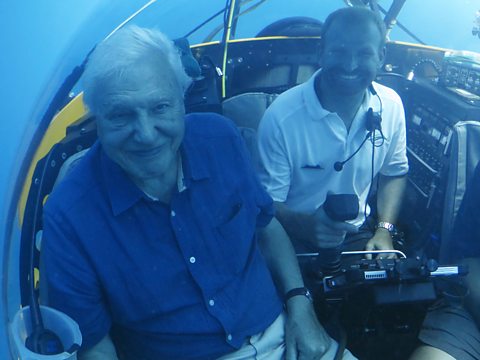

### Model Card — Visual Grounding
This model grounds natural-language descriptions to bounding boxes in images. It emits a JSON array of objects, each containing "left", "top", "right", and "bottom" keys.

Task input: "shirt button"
[
  {"left": 208, "top": 299, "right": 215, "bottom": 306},
  {"left": 189, "top": 256, "right": 196, "bottom": 264},
  {"left": 171, "top": 210, "right": 176, "bottom": 217},
  {"left": 227, "top": 334, "right": 232, "bottom": 341}
]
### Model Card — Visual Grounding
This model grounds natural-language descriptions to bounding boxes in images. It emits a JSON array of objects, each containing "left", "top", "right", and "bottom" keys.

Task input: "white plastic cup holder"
[{"left": 10, "top": 305, "right": 82, "bottom": 360}]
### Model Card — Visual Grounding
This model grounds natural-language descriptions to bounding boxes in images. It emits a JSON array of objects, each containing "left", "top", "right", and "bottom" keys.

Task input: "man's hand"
[
  {"left": 308, "top": 206, "right": 358, "bottom": 250},
  {"left": 78, "top": 334, "right": 119, "bottom": 360},
  {"left": 365, "top": 229, "right": 395, "bottom": 259},
  {"left": 285, "top": 297, "right": 331, "bottom": 360}
]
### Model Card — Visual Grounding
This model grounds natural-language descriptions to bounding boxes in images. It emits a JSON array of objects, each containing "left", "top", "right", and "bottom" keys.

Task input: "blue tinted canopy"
[{"left": 1, "top": 0, "right": 479, "bottom": 357}]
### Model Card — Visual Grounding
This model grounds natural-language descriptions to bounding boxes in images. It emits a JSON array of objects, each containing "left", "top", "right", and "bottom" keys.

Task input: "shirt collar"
[
  {"left": 364, "top": 82, "right": 381, "bottom": 113},
  {"left": 100, "top": 118, "right": 214, "bottom": 214},
  {"left": 177, "top": 155, "right": 187, "bottom": 192},
  {"left": 303, "top": 69, "right": 331, "bottom": 121},
  {"left": 180, "top": 135, "right": 211, "bottom": 183},
  {"left": 100, "top": 146, "right": 147, "bottom": 216},
  {"left": 353, "top": 84, "right": 380, "bottom": 134},
  {"left": 143, "top": 156, "right": 186, "bottom": 201}
]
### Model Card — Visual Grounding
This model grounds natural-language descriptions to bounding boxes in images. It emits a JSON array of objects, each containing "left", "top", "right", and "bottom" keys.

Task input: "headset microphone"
[
  {"left": 366, "top": 107, "right": 382, "bottom": 132},
  {"left": 333, "top": 161, "right": 345, "bottom": 172},
  {"left": 334, "top": 95, "right": 383, "bottom": 172},
  {"left": 334, "top": 132, "right": 371, "bottom": 172}
]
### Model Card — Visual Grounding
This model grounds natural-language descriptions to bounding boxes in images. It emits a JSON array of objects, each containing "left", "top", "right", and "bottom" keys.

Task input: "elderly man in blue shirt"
[{"left": 42, "top": 26, "right": 356, "bottom": 360}]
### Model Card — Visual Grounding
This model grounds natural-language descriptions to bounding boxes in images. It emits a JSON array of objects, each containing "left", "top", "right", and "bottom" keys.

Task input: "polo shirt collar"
[
  {"left": 363, "top": 83, "right": 378, "bottom": 113},
  {"left": 303, "top": 69, "right": 331, "bottom": 121}
]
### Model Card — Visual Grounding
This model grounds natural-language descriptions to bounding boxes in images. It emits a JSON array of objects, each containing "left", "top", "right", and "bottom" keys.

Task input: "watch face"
[{"left": 378, "top": 222, "right": 396, "bottom": 233}]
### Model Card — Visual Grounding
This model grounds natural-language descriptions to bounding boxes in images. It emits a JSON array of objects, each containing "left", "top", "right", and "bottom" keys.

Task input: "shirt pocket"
[{"left": 214, "top": 191, "right": 259, "bottom": 275}]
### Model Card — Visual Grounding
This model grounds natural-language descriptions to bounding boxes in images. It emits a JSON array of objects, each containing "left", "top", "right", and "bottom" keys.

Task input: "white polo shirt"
[{"left": 257, "top": 70, "right": 409, "bottom": 227}]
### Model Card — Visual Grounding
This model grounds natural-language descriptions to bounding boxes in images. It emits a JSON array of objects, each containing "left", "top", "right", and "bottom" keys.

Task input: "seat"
[
  {"left": 39, "top": 147, "right": 90, "bottom": 305},
  {"left": 222, "top": 92, "right": 279, "bottom": 172},
  {"left": 222, "top": 92, "right": 278, "bottom": 130},
  {"left": 255, "top": 16, "right": 323, "bottom": 37},
  {"left": 53, "top": 148, "right": 90, "bottom": 187},
  {"left": 439, "top": 120, "right": 480, "bottom": 262}
]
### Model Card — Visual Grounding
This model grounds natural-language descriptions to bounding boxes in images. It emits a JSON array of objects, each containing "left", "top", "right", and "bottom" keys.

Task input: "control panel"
[
  {"left": 406, "top": 102, "right": 452, "bottom": 201},
  {"left": 439, "top": 51, "right": 480, "bottom": 103},
  {"left": 442, "top": 62, "right": 480, "bottom": 95},
  {"left": 401, "top": 79, "right": 480, "bottom": 253}
]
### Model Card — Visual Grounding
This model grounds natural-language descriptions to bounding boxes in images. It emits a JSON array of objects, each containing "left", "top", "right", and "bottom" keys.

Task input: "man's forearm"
[
  {"left": 376, "top": 174, "right": 407, "bottom": 225},
  {"left": 365, "top": 174, "right": 407, "bottom": 257},
  {"left": 258, "top": 217, "right": 334, "bottom": 358},
  {"left": 257, "top": 217, "right": 305, "bottom": 295},
  {"left": 274, "top": 202, "right": 314, "bottom": 248}
]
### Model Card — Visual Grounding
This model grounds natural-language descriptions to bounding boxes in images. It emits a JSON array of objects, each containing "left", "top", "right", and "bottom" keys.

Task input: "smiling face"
[
  {"left": 95, "top": 56, "right": 185, "bottom": 184},
  {"left": 319, "top": 19, "right": 385, "bottom": 97}
]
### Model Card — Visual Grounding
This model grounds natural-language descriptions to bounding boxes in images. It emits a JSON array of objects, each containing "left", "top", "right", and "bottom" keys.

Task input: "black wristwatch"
[{"left": 284, "top": 287, "right": 313, "bottom": 303}]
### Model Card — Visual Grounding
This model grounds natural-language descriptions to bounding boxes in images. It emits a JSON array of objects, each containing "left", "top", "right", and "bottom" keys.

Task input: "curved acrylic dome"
[{"left": 1, "top": 0, "right": 479, "bottom": 357}]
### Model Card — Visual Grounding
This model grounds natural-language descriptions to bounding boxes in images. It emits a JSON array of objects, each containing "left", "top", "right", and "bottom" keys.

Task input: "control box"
[{"left": 439, "top": 51, "right": 480, "bottom": 103}]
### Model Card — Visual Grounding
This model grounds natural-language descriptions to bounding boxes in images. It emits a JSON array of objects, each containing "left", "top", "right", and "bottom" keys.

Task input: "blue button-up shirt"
[{"left": 43, "top": 113, "right": 283, "bottom": 360}]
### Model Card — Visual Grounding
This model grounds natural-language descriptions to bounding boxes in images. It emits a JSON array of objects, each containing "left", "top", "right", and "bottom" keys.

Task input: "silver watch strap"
[{"left": 376, "top": 221, "right": 396, "bottom": 233}]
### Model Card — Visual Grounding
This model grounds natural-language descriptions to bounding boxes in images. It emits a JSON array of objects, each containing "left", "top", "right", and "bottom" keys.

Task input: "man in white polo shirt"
[{"left": 258, "top": 7, "right": 408, "bottom": 259}]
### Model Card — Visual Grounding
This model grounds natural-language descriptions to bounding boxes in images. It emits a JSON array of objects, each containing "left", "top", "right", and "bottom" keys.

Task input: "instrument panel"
[
  {"left": 440, "top": 54, "right": 480, "bottom": 101},
  {"left": 401, "top": 78, "right": 480, "bottom": 253}
]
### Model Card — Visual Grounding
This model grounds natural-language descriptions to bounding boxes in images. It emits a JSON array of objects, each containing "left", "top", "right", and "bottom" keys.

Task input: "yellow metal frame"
[
  {"left": 18, "top": 94, "right": 89, "bottom": 224},
  {"left": 388, "top": 40, "right": 449, "bottom": 52},
  {"left": 221, "top": 0, "right": 237, "bottom": 98}
]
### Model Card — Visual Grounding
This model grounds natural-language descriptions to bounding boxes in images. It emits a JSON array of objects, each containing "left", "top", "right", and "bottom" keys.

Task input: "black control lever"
[
  {"left": 317, "top": 194, "right": 359, "bottom": 274},
  {"left": 323, "top": 194, "right": 359, "bottom": 222}
]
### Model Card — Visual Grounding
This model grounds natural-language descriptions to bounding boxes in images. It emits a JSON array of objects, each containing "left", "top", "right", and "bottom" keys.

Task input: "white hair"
[{"left": 82, "top": 25, "right": 192, "bottom": 113}]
